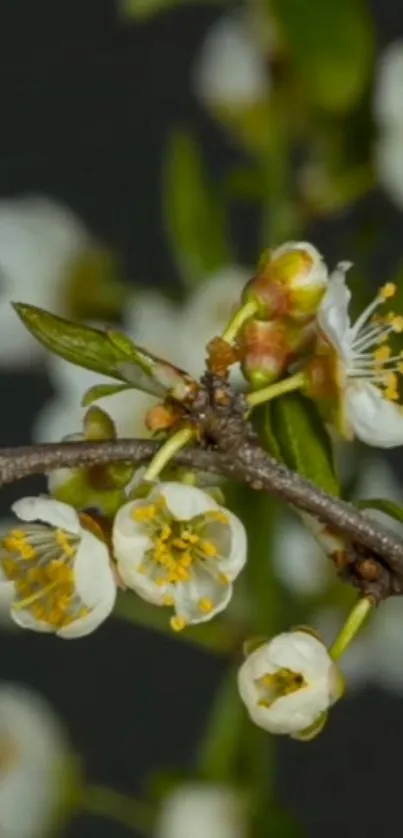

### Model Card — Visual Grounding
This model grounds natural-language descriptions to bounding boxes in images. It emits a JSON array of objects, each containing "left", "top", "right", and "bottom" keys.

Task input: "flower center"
[
  {"left": 255, "top": 667, "right": 306, "bottom": 708},
  {"left": 131, "top": 497, "right": 230, "bottom": 616},
  {"left": 343, "top": 283, "right": 403, "bottom": 402},
  {"left": 0, "top": 525, "right": 89, "bottom": 629}
]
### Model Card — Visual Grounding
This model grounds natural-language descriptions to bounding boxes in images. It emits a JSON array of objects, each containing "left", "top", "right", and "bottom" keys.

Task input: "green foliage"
[
  {"left": 356, "top": 498, "right": 403, "bottom": 525},
  {"left": 263, "top": 394, "right": 340, "bottom": 495},
  {"left": 163, "top": 128, "right": 232, "bottom": 288},
  {"left": 13, "top": 303, "right": 195, "bottom": 400},
  {"left": 271, "top": 0, "right": 374, "bottom": 113},
  {"left": 120, "top": 0, "right": 223, "bottom": 19}
]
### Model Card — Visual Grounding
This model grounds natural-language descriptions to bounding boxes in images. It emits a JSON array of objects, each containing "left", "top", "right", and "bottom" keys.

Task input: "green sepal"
[
  {"left": 292, "top": 711, "right": 328, "bottom": 742},
  {"left": 83, "top": 406, "right": 116, "bottom": 441},
  {"left": 51, "top": 471, "right": 126, "bottom": 517}
]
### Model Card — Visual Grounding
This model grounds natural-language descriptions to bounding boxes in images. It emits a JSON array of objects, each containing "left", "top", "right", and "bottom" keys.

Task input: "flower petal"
[
  {"left": 244, "top": 680, "right": 332, "bottom": 735},
  {"left": 157, "top": 483, "right": 219, "bottom": 520},
  {"left": 74, "top": 530, "right": 116, "bottom": 609},
  {"left": 173, "top": 568, "right": 233, "bottom": 625},
  {"left": 317, "top": 263, "right": 352, "bottom": 357},
  {"left": 345, "top": 381, "right": 403, "bottom": 447},
  {"left": 11, "top": 607, "right": 54, "bottom": 634},
  {"left": 12, "top": 496, "right": 81, "bottom": 535},
  {"left": 112, "top": 500, "right": 153, "bottom": 568}
]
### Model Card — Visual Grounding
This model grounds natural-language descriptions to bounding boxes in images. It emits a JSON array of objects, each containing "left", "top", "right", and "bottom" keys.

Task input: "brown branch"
[{"left": 1, "top": 438, "right": 403, "bottom": 593}]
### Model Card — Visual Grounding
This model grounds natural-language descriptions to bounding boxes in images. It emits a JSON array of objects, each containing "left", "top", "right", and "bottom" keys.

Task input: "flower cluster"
[{"left": 0, "top": 484, "right": 247, "bottom": 639}]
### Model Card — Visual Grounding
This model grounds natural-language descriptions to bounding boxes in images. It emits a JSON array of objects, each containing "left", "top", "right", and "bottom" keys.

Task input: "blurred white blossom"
[
  {"left": 178, "top": 266, "right": 249, "bottom": 379},
  {"left": 155, "top": 784, "right": 247, "bottom": 838},
  {"left": 272, "top": 512, "right": 333, "bottom": 597},
  {"left": 0, "top": 683, "right": 69, "bottom": 838},
  {"left": 0, "top": 195, "right": 89, "bottom": 367},
  {"left": 374, "top": 41, "right": 403, "bottom": 206},
  {"left": 193, "top": 11, "right": 270, "bottom": 110}
]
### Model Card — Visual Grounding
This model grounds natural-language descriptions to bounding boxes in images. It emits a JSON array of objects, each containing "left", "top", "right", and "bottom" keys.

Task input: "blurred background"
[{"left": 3, "top": 1, "right": 403, "bottom": 836}]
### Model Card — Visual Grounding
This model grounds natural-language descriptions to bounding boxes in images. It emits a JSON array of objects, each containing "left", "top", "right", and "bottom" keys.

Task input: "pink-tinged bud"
[
  {"left": 240, "top": 317, "right": 314, "bottom": 387},
  {"left": 242, "top": 242, "right": 328, "bottom": 321}
]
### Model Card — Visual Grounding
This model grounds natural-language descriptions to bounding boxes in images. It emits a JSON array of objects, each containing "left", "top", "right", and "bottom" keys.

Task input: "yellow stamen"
[
  {"left": 55, "top": 530, "right": 76, "bottom": 558},
  {"left": 163, "top": 594, "right": 174, "bottom": 606},
  {"left": 132, "top": 504, "right": 157, "bottom": 522},
  {"left": 386, "top": 388, "right": 399, "bottom": 401},
  {"left": 198, "top": 598, "right": 214, "bottom": 614},
  {"left": 13, "top": 581, "right": 59, "bottom": 612},
  {"left": 170, "top": 615, "right": 187, "bottom": 632},
  {"left": 199, "top": 540, "right": 218, "bottom": 558},
  {"left": 206, "top": 511, "right": 229, "bottom": 525},
  {"left": 384, "top": 371, "right": 398, "bottom": 391},
  {"left": 392, "top": 316, "right": 403, "bottom": 333},
  {"left": 374, "top": 344, "right": 391, "bottom": 363},
  {"left": 380, "top": 282, "right": 397, "bottom": 300}
]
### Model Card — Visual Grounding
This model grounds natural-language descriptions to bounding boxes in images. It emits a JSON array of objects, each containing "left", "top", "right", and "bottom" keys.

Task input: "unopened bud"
[
  {"left": 145, "top": 404, "right": 179, "bottom": 433},
  {"left": 240, "top": 317, "right": 314, "bottom": 387},
  {"left": 242, "top": 242, "right": 328, "bottom": 321},
  {"left": 83, "top": 406, "right": 116, "bottom": 441}
]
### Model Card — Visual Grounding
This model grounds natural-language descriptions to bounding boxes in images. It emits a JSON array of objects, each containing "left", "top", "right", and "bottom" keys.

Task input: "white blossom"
[
  {"left": 0, "top": 195, "right": 89, "bottom": 367},
  {"left": 112, "top": 482, "right": 247, "bottom": 631},
  {"left": 193, "top": 11, "right": 270, "bottom": 110},
  {"left": 155, "top": 784, "right": 247, "bottom": 838},
  {"left": 375, "top": 125, "right": 403, "bottom": 209},
  {"left": 0, "top": 496, "right": 116, "bottom": 638},
  {"left": 315, "top": 264, "right": 403, "bottom": 447},
  {"left": 373, "top": 41, "right": 403, "bottom": 129},
  {"left": 178, "top": 266, "right": 250, "bottom": 379},
  {"left": 238, "top": 631, "right": 343, "bottom": 736},
  {"left": 0, "top": 683, "right": 69, "bottom": 838}
]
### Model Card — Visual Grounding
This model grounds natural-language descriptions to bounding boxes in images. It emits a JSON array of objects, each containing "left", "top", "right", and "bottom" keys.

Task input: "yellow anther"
[
  {"left": 206, "top": 511, "right": 229, "bottom": 525},
  {"left": 384, "top": 372, "right": 398, "bottom": 391},
  {"left": 198, "top": 598, "right": 214, "bottom": 614},
  {"left": 160, "top": 525, "right": 172, "bottom": 542},
  {"left": 55, "top": 530, "right": 76, "bottom": 558},
  {"left": 163, "top": 594, "right": 174, "bottom": 606},
  {"left": 170, "top": 615, "right": 187, "bottom": 632},
  {"left": 1, "top": 557, "right": 18, "bottom": 579},
  {"left": 199, "top": 540, "right": 218, "bottom": 558},
  {"left": 156, "top": 576, "right": 167, "bottom": 586},
  {"left": 392, "top": 316, "right": 403, "bottom": 333},
  {"left": 181, "top": 530, "right": 199, "bottom": 544},
  {"left": 380, "top": 282, "right": 397, "bottom": 300},
  {"left": 218, "top": 572, "right": 230, "bottom": 585},
  {"left": 137, "top": 563, "right": 147, "bottom": 575},
  {"left": 132, "top": 504, "right": 157, "bottom": 523},
  {"left": 257, "top": 699, "right": 271, "bottom": 708},
  {"left": 386, "top": 388, "right": 399, "bottom": 401},
  {"left": 13, "top": 581, "right": 59, "bottom": 612},
  {"left": 374, "top": 344, "right": 391, "bottom": 363},
  {"left": 172, "top": 537, "right": 188, "bottom": 550}
]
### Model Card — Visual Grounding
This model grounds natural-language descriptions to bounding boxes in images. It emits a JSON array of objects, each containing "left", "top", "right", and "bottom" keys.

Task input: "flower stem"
[
  {"left": 330, "top": 597, "right": 374, "bottom": 661},
  {"left": 246, "top": 370, "right": 306, "bottom": 409},
  {"left": 143, "top": 427, "right": 195, "bottom": 482},
  {"left": 221, "top": 300, "right": 258, "bottom": 344},
  {"left": 83, "top": 785, "right": 153, "bottom": 833}
]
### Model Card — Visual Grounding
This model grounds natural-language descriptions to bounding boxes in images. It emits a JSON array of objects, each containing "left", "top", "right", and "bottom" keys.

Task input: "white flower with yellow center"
[
  {"left": 0, "top": 684, "right": 70, "bottom": 838},
  {"left": 112, "top": 482, "right": 247, "bottom": 631},
  {"left": 312, "top": 264, "right": 403, "bottom": 446},
  {"left": 0, "top": 496, "right": 116, "bottom": 638},
  {"left": 238, "top": 631, "right": 343, "bottom": 736},
  {"left": 155, "top": 784, "right": 247, "bottom": 838}
]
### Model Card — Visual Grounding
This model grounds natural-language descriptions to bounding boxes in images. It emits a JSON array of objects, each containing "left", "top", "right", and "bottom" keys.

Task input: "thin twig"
[{"left": 1, "top": 439, "right": 403, "bottom": 582}]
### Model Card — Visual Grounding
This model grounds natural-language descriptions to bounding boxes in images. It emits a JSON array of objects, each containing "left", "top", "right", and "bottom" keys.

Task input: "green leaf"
[
  {"left": 271, "top": 0, "right": 374, "bottom": 113},
  {"left": 82, "top": 383, "right": 134, "bottom": 408},
  {"left": 357, "top": 498, "right": 403, "bottom": 525},
  {"left": 265, "top": 394, "right": 339, "bottom": 496},
  {"left": 163, "top": 128, "right": 231, "bottom": 288},
  {"left": 121, "top": 0, "right": 224, "bottom": 20},
  {"left": 13, "top": 303, "right": 197, "bottom": 401}
]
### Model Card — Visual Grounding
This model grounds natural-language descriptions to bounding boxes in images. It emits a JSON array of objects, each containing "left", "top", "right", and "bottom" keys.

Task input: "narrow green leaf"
[
  {"left": 163, "top": 128, "right": 231, "bottom": 287},
  {"left": 14, "top": 303, "right": 197, "bottom": 401},
  {"left": 267, "top": 394, "right": 339, "bottom": 496},
  {"left": 82, "top": 383, "right": 134, "bottom": 408},
  {"left": 357, "top": 498, "right": 403, "bottom": 525},
  {"left": 271, "top": 0, "right": 374, "bottom": 113}
]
